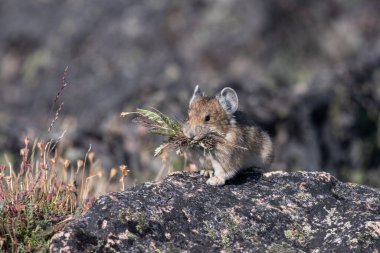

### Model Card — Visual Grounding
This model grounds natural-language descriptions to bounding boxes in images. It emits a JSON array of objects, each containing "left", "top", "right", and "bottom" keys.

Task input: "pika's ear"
[
  {"left": 216, "top": 87, "right": 238, "bottom": 114},
  {"left": 189, "top": 85, "right": 203, "bottom": 106}
]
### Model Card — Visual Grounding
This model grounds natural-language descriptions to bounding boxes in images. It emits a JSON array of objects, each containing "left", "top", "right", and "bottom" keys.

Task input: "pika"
[{"left": 182, "top": 86, "right": 274, "bottom": 186}]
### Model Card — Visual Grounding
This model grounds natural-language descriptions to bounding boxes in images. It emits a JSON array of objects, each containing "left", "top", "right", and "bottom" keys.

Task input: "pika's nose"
[{"left": 182, "top": 124, "right": 195, "bottom": 139}]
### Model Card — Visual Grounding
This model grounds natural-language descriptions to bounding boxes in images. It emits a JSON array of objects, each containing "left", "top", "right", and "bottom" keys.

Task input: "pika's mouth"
[{"left": 192, "top": 136, "right": 204, "bottom": 142}]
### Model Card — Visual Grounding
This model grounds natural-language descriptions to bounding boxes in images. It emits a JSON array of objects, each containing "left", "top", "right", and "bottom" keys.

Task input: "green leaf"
[
  {"left": 149, "top": 108, "right": 182, "bottom": 133},
  {"left": 136, "top": 109, "right": 166, "bottom": 126},
  {"left": 136, "top": 108, "right": 182, "bottom": 137}
]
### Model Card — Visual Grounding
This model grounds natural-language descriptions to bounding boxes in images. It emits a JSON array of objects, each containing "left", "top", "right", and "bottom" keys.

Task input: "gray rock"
[{"left": 50, "top": 171, "right": 380, "bottom": 252}]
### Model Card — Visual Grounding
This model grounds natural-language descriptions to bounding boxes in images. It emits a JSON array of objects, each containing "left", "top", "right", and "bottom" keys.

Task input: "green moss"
[
  {"left": 118, "top": 208, "right": 149, "bottom": 235},
  {"left": 355, "top": 232, "right": 376, "bottom": 249},
  {"left": 204, "top": 226, "right": 217, "bottom": 239},
  {"left": 284, "top": 229, "right": 293, "bottom": 239},
  {"left": 284, "top": 223, "right": 312, "bottom": 246},
  {"left": 331, "top": 183, "right": 349, "bottom": 199},
  {"left": 295, "top": 192, "right": 313, "bottom": 202},
  {"left": 127, "top": 231, "right": 138, "bottom": 240},
  {"left": 221, "top": 233, "right": 230, "bottom": 247},
  {"left": 242, "top": 227, "right": 258, "bottom": 240},
  {"left": 267, "top": 243, "right": 298, "bottom": 253},
  {"left": 220, "top": 213, "right": 238, "bottom": 233}
]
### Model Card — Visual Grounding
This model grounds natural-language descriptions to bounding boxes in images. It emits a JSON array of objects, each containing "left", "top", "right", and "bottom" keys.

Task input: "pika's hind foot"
[{"left": 206, "top": 176, "right": 225, "bottom": 186}]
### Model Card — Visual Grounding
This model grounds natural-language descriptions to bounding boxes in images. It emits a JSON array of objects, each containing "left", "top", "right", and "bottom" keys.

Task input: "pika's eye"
[{"left": 204, "top": 115, "right": 210, "bottom": 122}]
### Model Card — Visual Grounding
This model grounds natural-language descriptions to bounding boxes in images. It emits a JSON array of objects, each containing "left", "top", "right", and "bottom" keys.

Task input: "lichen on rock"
[{"left": 50, "top": 171, "right": 380, "bottom": 252}]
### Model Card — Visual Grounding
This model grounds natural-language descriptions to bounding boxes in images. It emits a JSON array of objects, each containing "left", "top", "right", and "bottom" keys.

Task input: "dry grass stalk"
[
  {"left": 53, "top": 65, "right": 69, "bottom": 103},
  {"left": 119, "top": 165, "right": 130, "bottom": 191}
]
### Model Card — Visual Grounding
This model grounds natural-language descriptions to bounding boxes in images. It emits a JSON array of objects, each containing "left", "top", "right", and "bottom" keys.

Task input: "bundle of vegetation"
[{"left": 120, "top": 108, "right": 223, "bottom": 158}]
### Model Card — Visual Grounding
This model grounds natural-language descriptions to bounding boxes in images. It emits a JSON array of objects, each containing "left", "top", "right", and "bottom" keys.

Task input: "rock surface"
[{"left": 50, "top": 171, "right": 380, "bottom": 252}]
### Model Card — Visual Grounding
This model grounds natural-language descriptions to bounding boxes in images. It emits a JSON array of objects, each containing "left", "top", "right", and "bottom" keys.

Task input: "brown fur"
[{"left": 183, "top": 91, "right": 274, "bottom": 186}]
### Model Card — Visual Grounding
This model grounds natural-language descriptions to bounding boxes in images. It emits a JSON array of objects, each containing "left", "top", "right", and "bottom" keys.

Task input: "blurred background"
[{"left": 0, "top": 0, "right": 379, "bottom": 188}]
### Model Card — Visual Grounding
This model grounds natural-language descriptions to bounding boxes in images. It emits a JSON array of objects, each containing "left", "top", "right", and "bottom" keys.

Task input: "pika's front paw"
[
  {"left": 206, "top": 176, "right": 226, "bottom": 186},
  {"left": 200, "top": 169, "right": 214, "bottom": 178}
]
